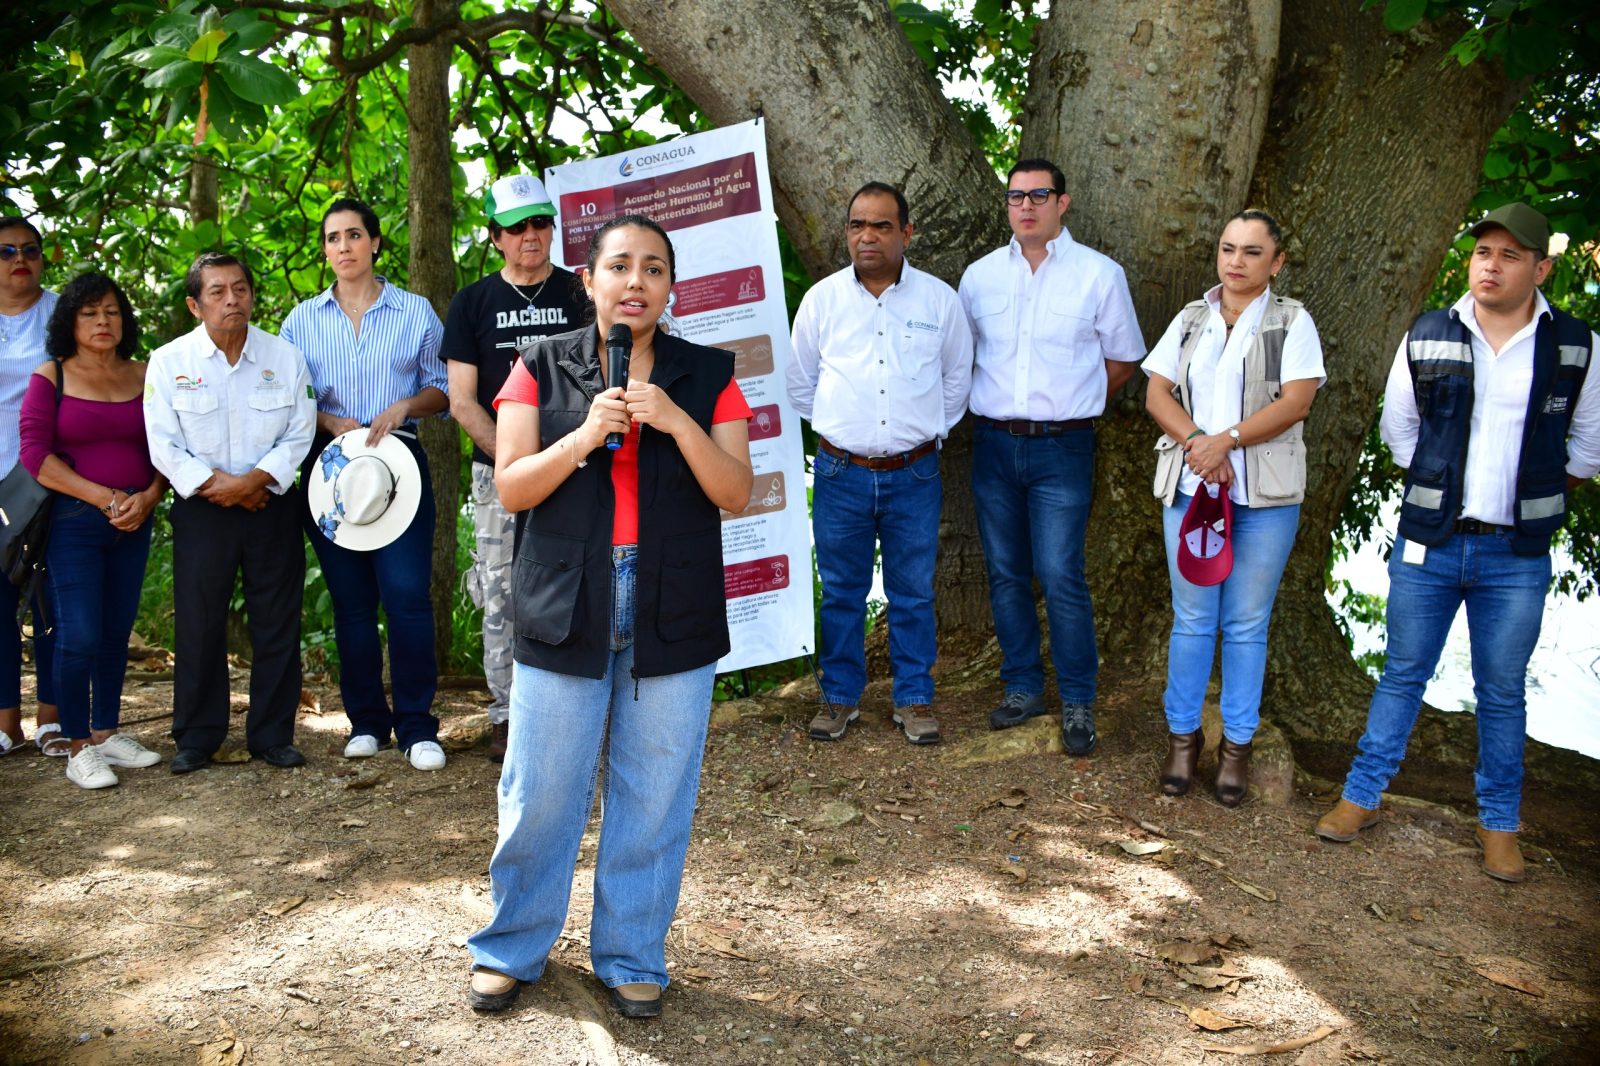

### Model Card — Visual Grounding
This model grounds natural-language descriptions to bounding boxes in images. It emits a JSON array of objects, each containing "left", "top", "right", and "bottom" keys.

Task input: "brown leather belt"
[
  {"left": 816, "top": 436, "right": 937, "bottom": 471},
  {"left": 978, "top": 416, "right": 1094, "bottom": 436}
]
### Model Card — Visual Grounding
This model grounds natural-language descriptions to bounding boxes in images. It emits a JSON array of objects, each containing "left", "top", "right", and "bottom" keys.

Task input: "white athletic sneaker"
[
  {"left": 406, "top": 741, "right": 446, "bottom": 771},
  {"left": 343, "top": 734, "right": 381, "bottom": 759},
  {"left": 66, "top": 745, "right": 119, "bottom": 790},
  {"left": 96, "top": 733, "right": 162, "bottom": 768}
]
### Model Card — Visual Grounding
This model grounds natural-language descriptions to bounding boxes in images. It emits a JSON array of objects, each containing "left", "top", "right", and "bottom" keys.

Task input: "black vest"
[
  {"left": 512, "top": 326, "right": 734, "bottom": 679},
  {"left": 1397, "top": 303, "right": 1592, "bottom": 556}
]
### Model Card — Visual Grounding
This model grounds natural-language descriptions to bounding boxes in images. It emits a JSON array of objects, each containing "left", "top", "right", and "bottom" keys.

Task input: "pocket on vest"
[
  {"left": 655, "top": 530, "right": 722, "bottom": 643},
  {"left": 514, "top": 531, "right": 586, "bottom": 645},
  {"left": 1252, "top": 439, "right": 1304, "bottom": 502}
]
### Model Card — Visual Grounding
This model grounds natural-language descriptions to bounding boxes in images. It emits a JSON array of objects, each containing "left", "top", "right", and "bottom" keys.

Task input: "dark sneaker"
[
  {"left": 1060, "top": 703, "right": 1097, "bottom": 755},
  {"left": 988, "top": 691, "right": 1047, "bottom": 730},
  {"left": 808, "top": 703, "right": 859, "bottom": 741},
  {"left": 892, "top": 705, "right": 942, "bottom": 745},
  {"left": 489, "top": 721, "right": 509, "bottom": 764}
]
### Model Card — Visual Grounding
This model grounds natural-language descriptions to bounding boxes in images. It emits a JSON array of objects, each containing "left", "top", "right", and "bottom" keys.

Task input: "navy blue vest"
[{"left": 1397, "top": 303, "right": 1592, "bottom": 556}]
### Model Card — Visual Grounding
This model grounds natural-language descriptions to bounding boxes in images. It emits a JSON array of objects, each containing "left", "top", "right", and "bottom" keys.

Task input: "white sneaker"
[
  {"left": 344, "top": 734, "right": 381, "bottom": 759},
  {"left": 66, "top": 745, "right": 119, "bottom": 790},
  {"left": 96, "top": 733, "right": 162, "bottom": 768},
  {"left": 406, "top": 740, "right": 446, "bottom": 771}
]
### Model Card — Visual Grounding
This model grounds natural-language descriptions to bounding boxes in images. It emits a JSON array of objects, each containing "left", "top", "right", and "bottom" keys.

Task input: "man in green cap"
[
  {"left": 1315, "top": 202, "right": 1600, "bottom": 882},
  {"left": 442, "top": 174, "right": 581, "bottom": 763}
]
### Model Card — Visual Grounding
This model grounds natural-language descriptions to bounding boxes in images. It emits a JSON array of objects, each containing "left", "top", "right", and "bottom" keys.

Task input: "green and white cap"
[{"left": 486, "top": 173, "right": 556, "bottom": 226}]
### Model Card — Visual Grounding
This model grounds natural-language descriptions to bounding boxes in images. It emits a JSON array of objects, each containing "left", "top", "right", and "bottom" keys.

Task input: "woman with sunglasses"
[
  {"left": 441, "top": 174, "right": 582, "bottom": 765},
  {"left": 0, "top": 216, "right": 61, "bottom": 758},
  {"left": 281, "top": 197, "right": 450, "bottom": 772}
]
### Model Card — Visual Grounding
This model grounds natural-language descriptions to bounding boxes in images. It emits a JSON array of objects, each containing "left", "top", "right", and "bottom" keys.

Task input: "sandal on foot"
[
  {"left": 34, "top": 723, "right": 70, "bottom": 758},
  {"left": 0, "top": 731, "right": 17, "bottom": 756}
]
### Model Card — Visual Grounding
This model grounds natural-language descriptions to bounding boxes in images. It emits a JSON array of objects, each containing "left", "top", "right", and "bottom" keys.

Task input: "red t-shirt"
[{"left": 494, "top": 358, "right": 752, "bottom": 545}]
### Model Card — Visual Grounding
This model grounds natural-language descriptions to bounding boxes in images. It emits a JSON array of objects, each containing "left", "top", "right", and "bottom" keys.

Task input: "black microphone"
[{"left": 605, "top": 323, "right": 632, "bottom": 450}]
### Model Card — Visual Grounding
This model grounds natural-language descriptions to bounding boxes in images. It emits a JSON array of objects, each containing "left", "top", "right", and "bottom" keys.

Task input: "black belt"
[
  {"left": 1453, "top": 518, "right": 1511, "bottom": 535},
  {"left": 816, "top": 436, "right": 937, "bottom": 471},
  {"left": 977, "top": 416, "right": 1093, "bottom": 436}
]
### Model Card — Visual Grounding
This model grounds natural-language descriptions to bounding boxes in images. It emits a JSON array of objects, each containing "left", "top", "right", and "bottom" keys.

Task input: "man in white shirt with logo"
[
  {"left": 787, "top": 182, "right": 973, "bottom": 745},
  {"left": 145, "top": 252, "right": 317, "bottom": 774},
  {"left": 958, "top": 159, "right": 1145, "bottom": 756}
]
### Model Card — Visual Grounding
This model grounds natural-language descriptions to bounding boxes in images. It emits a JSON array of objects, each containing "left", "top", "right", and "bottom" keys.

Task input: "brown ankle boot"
[
  {"left": 1214, "top": 738, "right": 1252, "bottom": 808},
  {"left": 1475, "top": 826, "right": 1525, "bottom": 883},
  {"left": 1159, "top": 730, "right": 1203, "bottom": 796},
  {"left": 1315, "top": 799, "right": 1380, "bottom": 842}
]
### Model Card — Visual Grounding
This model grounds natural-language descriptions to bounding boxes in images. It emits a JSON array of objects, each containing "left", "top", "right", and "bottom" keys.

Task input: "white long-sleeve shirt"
[
  {"left": 787, "top": 261, "right": 973, "bottom": 455},
  {"left": 1381, "top": 290, "right": 1600, "bottom": 526}
]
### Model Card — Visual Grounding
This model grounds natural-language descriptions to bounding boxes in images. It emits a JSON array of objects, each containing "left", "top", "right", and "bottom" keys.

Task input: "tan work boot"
[
  {"left": 892, "top": 705, "right": 942, "bottom": 745},
  {"left": 1475, "top": 826, "right": 1525, "bottom": 883},
  {"left": 467, "top": 967, "right": 520, "bottom": 1012},
  {"left": 1314, "top": 798, "right": 1380, "bottom": 842},
  {"left": 808, "top": 703, "right": 858, "bottom": 741}
]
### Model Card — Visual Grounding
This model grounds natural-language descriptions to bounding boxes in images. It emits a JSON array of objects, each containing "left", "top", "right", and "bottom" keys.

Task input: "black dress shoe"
[
  {"left": 607, "top": 983, "right": 662, "bottom": 1019},
  {"left": 255, "top": 744, "right": 306, "bottom": 768},
  {"left": 170, "top": 748, "right": 211, "bottom": 774}
]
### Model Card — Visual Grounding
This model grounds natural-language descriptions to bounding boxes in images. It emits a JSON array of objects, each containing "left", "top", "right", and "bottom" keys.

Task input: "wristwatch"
[{"left": 1227, "top": 427, "right": 1242, "bottom": 450}]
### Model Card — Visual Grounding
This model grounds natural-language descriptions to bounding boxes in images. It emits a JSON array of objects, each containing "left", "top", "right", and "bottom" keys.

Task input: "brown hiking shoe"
[
  {"left": 489, "top": 721, "right": 509, "bottom": 764},
  {"left": 892, "top": 705, "right": 941, "bottom": 745},
  {"left": 1475, "top": 827, "right": 1525, "bottom": 883},
  {"left": 808, "top": 704, "right": 859, "bottom": 741},
  {"left": 1314, "top": 798, "right": 1380, "bottom": 842}
]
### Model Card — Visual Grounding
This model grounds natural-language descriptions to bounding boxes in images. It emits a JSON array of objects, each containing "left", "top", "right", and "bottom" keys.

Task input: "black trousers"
[{"left": 170, "top": 489, "right": 304, "bottom": 754}]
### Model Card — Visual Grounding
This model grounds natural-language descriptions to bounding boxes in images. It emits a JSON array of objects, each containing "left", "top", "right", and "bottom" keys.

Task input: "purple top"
[{"left": 18, "top": 371, "right": 156, "bottom": 491}]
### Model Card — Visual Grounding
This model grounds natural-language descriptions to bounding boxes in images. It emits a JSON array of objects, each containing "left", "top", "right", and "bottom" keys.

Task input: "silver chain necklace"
[{"left": 502, "top": 268, "right": 550, "bottom": 311}]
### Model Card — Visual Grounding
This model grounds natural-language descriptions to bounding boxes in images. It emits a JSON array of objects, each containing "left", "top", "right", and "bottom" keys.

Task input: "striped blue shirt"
[{"left": 280, "top": 277, "right": 447, "bottom": 426}]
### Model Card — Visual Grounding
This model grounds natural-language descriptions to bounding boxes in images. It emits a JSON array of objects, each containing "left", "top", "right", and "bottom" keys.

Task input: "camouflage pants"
[{"left": 468, "top": 461, "right": 514, "bottom": 724}]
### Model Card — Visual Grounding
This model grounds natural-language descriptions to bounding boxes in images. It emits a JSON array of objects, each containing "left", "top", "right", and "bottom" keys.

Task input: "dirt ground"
[{"left": 2, "top": 659, "right": 1597, "bottom": 1066}]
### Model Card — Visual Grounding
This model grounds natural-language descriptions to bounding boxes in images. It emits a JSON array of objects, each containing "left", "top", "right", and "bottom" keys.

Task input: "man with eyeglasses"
[
  {"left": 788, "top": 181, "right": 973, "bottom": 745},
  {"left": 958, "top": 159, "right": 1145, "bottom": 756},
  {"left": 441, "top": 173, "right": 580, "bottom": 764}
]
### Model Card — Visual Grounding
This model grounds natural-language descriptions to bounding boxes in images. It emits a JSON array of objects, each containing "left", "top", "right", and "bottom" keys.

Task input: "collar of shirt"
[
  {"left": 851, "top": 259, "right": 907, "bottom": 294},
  {"left": 1203, "top": 283, "right": 1273, "bottom": 333},
  {"left": 1007, "top": 225, "right": 1075, "bottom": 267},
  {"left": 182, "top": 322, "right": 261, "bottom": 366},
  {"left": 1452, "top": 289, "right": 1551, "bottom": 353},
  {"left": 309, "top": 275, "right": 399, "bottom": 313}
]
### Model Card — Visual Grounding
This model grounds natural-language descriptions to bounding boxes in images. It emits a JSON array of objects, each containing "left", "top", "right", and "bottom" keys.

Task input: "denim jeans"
[
  {"left": 42, "top": 499, "right": 152, "bottom": 739},
  {"left": 972, "top": 423, "right": 1097, "bottom": 705},
  {"left": 1, "top": 578, "right": 54, "bottom": 709},
  {"left": 1341, "top": 531, "right": 1550, "bottom": 832},
  {"left": 306, "top": 436, "right": 438, "bottom": 750},
  {"left": 811, "top": 446, "right": 941, "bottom": 708},
  {"left": 1160, "top": 492, "right": 1300, "bottom": 744},
  {"left": 468, "top": 546, "right": 717, "bottom": 989}
]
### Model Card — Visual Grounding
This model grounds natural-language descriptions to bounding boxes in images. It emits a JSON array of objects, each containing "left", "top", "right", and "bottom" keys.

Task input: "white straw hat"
[{"left": 306, "top": 431, "right": 422, "bottom": 551}]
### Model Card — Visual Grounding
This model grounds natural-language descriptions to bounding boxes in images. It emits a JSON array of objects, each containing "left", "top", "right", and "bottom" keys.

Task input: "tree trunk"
[{"left": 407, "top": 0, "right": 460, "bottom": 672}]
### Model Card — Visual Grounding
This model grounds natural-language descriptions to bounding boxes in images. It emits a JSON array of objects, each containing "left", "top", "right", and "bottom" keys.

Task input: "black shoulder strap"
[{"left": 53, "top": 356, "right": 64, "bottom": 409}]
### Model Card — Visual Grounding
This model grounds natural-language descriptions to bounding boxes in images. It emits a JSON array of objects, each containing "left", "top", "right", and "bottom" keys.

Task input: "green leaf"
[
  {"left": 230, "top": 20, "right": 276, "bottom": 53},
  {"left": 142, "top": 60, "right": 204, "bottom": 92},
  {"left": 187, "top": 29, "right": 228, "bottom": 65},
  {"left": 125, "top": 44, "right": 189, "bottom": 70},
  {"left": 214, "top": 53, "right": 298, "bottom": 106},
  {"left": 1482, "top": 149, "right": 1517, "bottom": 180},
  {"left": 1382, "top": 0, "right": 1428, "bottom": 33}
]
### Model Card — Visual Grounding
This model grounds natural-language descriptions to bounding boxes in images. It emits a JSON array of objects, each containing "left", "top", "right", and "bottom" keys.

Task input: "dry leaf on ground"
[
  {"left": 742, "top": 990, "right": 782, "bottom": 1003},
  {"left": 1221, "top": 871, "right": 1278, "bottom": 902},
  {"left": 262, "top": 896, "right": 306, "bottom": 917},
  {"left": 1119, "top": 840, "right": 1168, "bottom": 856},
  {"left": 1156, "top": 941, "right": 1220, "bottom": 966},
  {"left": 1468, "top": 956, "right": 1546, "bottom": 997},
  {"left": 690, "top": 925, "right": 752, "bottom": 961},
  {"left": 1197, "top": 1024, "right": 1338, "bottom": 1055},
  {"left": 1013, "top": 1032, "right": 1037, "bottom": 1048},
  {"left": 212, "top": 747, "right": 251, "bottom": 765},
  {"left": 1188, "top": 1007, "right": 1253, "bottom": 1032}
]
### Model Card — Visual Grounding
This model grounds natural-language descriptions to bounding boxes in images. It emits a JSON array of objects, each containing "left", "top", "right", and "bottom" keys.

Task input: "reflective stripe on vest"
[
  {"left": 1519, "top": 494, "right": 1565, "bottom": 522},
  {"left": 1407, "top": 338, "right": 1473, "bottom": 368},
  {"left": 1405, "top": 484, "right": 1444, "bottom": 510},
  {"left": 1559, "top": 344, "right": 1590, "bottom": 369}
]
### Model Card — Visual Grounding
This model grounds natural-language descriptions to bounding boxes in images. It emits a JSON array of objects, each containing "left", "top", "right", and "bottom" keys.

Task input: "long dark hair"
[{"left": 45, "top": 272, "right": 139, "bottom": 360}]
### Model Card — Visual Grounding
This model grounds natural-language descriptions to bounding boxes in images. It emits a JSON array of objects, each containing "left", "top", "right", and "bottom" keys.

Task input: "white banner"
[{"left": 545, "top": 120, "right": 814, "bottom": 673}]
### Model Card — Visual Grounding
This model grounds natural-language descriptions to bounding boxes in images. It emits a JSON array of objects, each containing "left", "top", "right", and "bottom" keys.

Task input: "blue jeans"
[
  {"left": 306, "top": 437, "right": 438, "bottom": 750},
  {"left": 1, "top": 578, "right": 54, "bottom": 710},
  {"left": 811, "top": 446, "right": 941, "bottom": 708},
  {"left": 1341, "top": 531, "right": 1550, "bottom": 832},
  {"left": 1160, "top": 493, "right": 1299, "bottom": 744},
  {"left": 42, "top": 500, "right": 152, "bottom": 739},
  {"left": 469, "top": 546, "right": 717, "bottom": 989},
  {"left": 972, "top": 423, "right": 1098, "bottom": 705}
]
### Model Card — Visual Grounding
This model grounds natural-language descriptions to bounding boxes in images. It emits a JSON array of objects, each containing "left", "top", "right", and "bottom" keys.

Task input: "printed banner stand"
[{"left": 545, "top": 120, "right": 814, "bottom": 674}]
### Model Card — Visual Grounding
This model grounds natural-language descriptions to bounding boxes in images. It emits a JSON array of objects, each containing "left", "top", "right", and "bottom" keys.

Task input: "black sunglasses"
[
  {"left": 0, "top": 243, "right": 43, "bottom": 262},
  {"left": 502, "top": 216, "right": 554, "bottom": 235},
  {"left": 1004, "top": 189, "right": 1056, "bottom": 206}
]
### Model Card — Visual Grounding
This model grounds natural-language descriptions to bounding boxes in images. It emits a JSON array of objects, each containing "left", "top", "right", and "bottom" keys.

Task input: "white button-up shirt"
[
  {"left": 145, "top": 323, "right": 317, "bottom": 499},
  {"left": 1142, "top": 285, "right": 1326, "bottom": 504},
  {"left": 1382, "top": 290, "right": 1600, "bottom": 526},
  {"left": 1, "top": 289, "right": 57, "bottom": 472},
  {"left": 787, "top": 261, "right": 973, "bottom": 456},
  {"left": 959, "top": 230, "right": 1145, "bottom": 422}
]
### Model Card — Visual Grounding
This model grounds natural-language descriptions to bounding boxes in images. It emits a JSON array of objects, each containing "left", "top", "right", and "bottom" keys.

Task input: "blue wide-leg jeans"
[
  {"left": 1341, "top": 531, "right": 1549, "bottom": 832},
  {"left": 468, "top": 547, "right": 717, "bottom": 990},
  {"left": 1, "top": 579, "right": 54, "bottom": 710}
]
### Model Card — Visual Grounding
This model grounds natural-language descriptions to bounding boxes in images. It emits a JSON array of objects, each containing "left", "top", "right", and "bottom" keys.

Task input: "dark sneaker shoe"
[
  {"left": 1060, "top": 703, "right": 1097, "bottom": 755},
  {"left": 489, "top": 721, "right": 509, "bottom": 764},
  {"left": 988, "top": 690, "right": 1047, "bottom": 730},
  {"left": 808, "top": 703, "right": 859, "bottom": 741},
  {"left": 892, "top": 705, "right": 942, "bottom": 745}
]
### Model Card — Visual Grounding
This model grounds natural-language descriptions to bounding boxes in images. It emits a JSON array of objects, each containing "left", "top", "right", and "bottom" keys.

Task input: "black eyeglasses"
[
  {"left": 1004, "top": 189, "right": 1056, "bottom": 206},
  {"left": 502, "top": 216, "right": 554, "bottom": 235},
  {"left": 0, "top": 244, "right": 43, "bottom": 262}
]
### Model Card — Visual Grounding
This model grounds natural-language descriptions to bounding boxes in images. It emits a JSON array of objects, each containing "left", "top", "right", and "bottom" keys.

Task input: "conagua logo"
[{"left": 618, "top": 144, "right": 697, "bottom": 177}]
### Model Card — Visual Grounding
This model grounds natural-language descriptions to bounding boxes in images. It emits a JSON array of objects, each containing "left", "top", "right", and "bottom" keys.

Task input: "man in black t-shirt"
[{"left": 443, "top": 173, "right": 582, "bottom": 763}]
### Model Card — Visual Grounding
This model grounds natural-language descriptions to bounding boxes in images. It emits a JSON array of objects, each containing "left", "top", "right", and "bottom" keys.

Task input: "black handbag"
[{"left": 0, "top": 357, "right": 64, "bottom": 618}]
